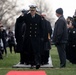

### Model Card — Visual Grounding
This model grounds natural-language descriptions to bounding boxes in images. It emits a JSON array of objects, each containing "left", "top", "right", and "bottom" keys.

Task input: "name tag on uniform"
[{"left": 73, "top": 31, "right": 75, "bottom": 34}]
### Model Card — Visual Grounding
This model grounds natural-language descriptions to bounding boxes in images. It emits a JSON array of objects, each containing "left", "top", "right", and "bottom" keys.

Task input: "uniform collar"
[{"left": 32, "top": 14, "right": 35, "bottom": 18}]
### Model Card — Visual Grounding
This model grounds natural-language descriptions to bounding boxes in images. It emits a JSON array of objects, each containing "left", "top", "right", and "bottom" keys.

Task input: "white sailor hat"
[{"left": 29, "top": 4, "right": 37, "bottom": 10}]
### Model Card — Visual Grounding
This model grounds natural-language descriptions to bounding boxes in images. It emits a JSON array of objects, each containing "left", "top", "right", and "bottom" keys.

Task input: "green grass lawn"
[{"left": 0, "top": 46, "right": 76, "bottom": 75}]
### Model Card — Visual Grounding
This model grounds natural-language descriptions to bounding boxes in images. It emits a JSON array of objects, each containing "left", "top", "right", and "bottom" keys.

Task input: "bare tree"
[
  {"left": 32, "top": 0, "right": 56, "bottom": 26},
  {"left": 0, "top": 0, "right": 18, "bottom": 26}
]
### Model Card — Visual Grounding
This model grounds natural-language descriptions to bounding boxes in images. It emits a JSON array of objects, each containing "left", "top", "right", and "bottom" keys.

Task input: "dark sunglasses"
[{"left": 30, "top": 10, "right": 35, "bottom": 11}]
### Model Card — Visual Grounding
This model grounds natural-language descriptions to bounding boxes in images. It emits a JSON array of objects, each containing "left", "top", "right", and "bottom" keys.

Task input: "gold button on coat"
[
  {"left": 35, "top": 28, "right": 37, "bottom": 29},
  {"left": 29, "top": 35, "right": 31, "bottom": 37},
  {"left": 35, "top": 35, "right": 36, "bottom": 37},
  {"left": 35, "top": 24, "right": 37, "bottom": 25},
  {"left": 30, "top": 27, "right": 32, "bottom": 29},
  {"left": 30, "top": 31, "right": 31, "bottom": 33}
]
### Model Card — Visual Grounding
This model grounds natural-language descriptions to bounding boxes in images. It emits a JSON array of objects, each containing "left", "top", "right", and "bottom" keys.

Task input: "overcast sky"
[
  {"left": 17, "top": 0, "right": 76, "bottom": 18},
  {"left": 50, "top": 0, "right": 76, "bottom": 18}
]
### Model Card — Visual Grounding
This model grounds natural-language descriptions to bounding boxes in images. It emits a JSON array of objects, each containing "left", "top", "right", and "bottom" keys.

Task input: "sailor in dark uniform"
[
  {"left": 40, "top": 14, "right": 52, "bottom": 64},
  {"left": 23, "top": 5, "right": 44, "bottom": 69},
  {"left": 66, "top": 15, "right": 76, "bottom": 64},
  {"left": 15, "top": 9, "right": 27, "bottom": 64},
  {"left": 66, "top": 16, "right": 73, "bottom": 61},
  {"left": 44, "top": 20, "right": 52, "bottom": 64}
]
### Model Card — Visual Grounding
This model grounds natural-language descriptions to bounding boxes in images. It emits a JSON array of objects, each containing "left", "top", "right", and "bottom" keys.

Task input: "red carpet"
[{"left": 6, "top": 71, "right": 46, "bottom": 75}]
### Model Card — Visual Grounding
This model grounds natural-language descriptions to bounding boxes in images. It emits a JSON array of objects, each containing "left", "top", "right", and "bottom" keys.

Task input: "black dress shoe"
[
  {"left": 60, "top": 65, "right": 66, "bottom": 68},
  {"left": 20, "top": 62, "right": 24, "bottom": 64},
  {"left": 60, "top": 64, "right": 66, "bottom": 68},
  {"left": 36, "top": 64, "right": 40, "bottom": 69},
  {"left": 0, "top": 57, "right": 3, "bottom": 60}
]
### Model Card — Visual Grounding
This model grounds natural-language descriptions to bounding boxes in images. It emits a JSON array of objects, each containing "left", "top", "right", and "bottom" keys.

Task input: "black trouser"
[
  {"left": 9, "top": 43, "right": 15, "bottom": 53},
  {"left": 25, "top": 42, "right": 35, "bottom": 65},
  {"left": 44, "top": 50, "right": 49, "bottom": 64},
  {"left": 2, "top": 39, "right": 7, "bottom": 55},
  {"left": 0, "top": 39, "right": 3, "bottom": 59},
  {"left": 41, "top": 39, "right": 51, "bottom": 64},
  {"left": 56, "top": 44, "right": 66, "bottom": 67},
  {"left": 20, "top": 52, "right": 25, "bottom": 64},
  {"left": 20, "top": 42, "right": 35, "bottom": 65},
  {"left": 0, "top": 50, "right": 3, "bottom": 59}
]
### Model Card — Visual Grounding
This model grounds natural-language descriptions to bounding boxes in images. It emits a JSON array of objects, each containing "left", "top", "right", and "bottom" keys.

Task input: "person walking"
[{"left": 22, "top": 4, "right": 44, "bottom": 69}]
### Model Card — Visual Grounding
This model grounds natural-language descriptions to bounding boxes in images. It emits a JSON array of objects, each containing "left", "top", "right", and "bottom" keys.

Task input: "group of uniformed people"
[
  {"left": 15, "top": 5, "right": 52, "bottom": 69},
  {"left": 0, "top": 4, "right": 76, "bottom": 69},
  {"left": 15, "top": 4, "right": 76, "bottom": 69}
]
